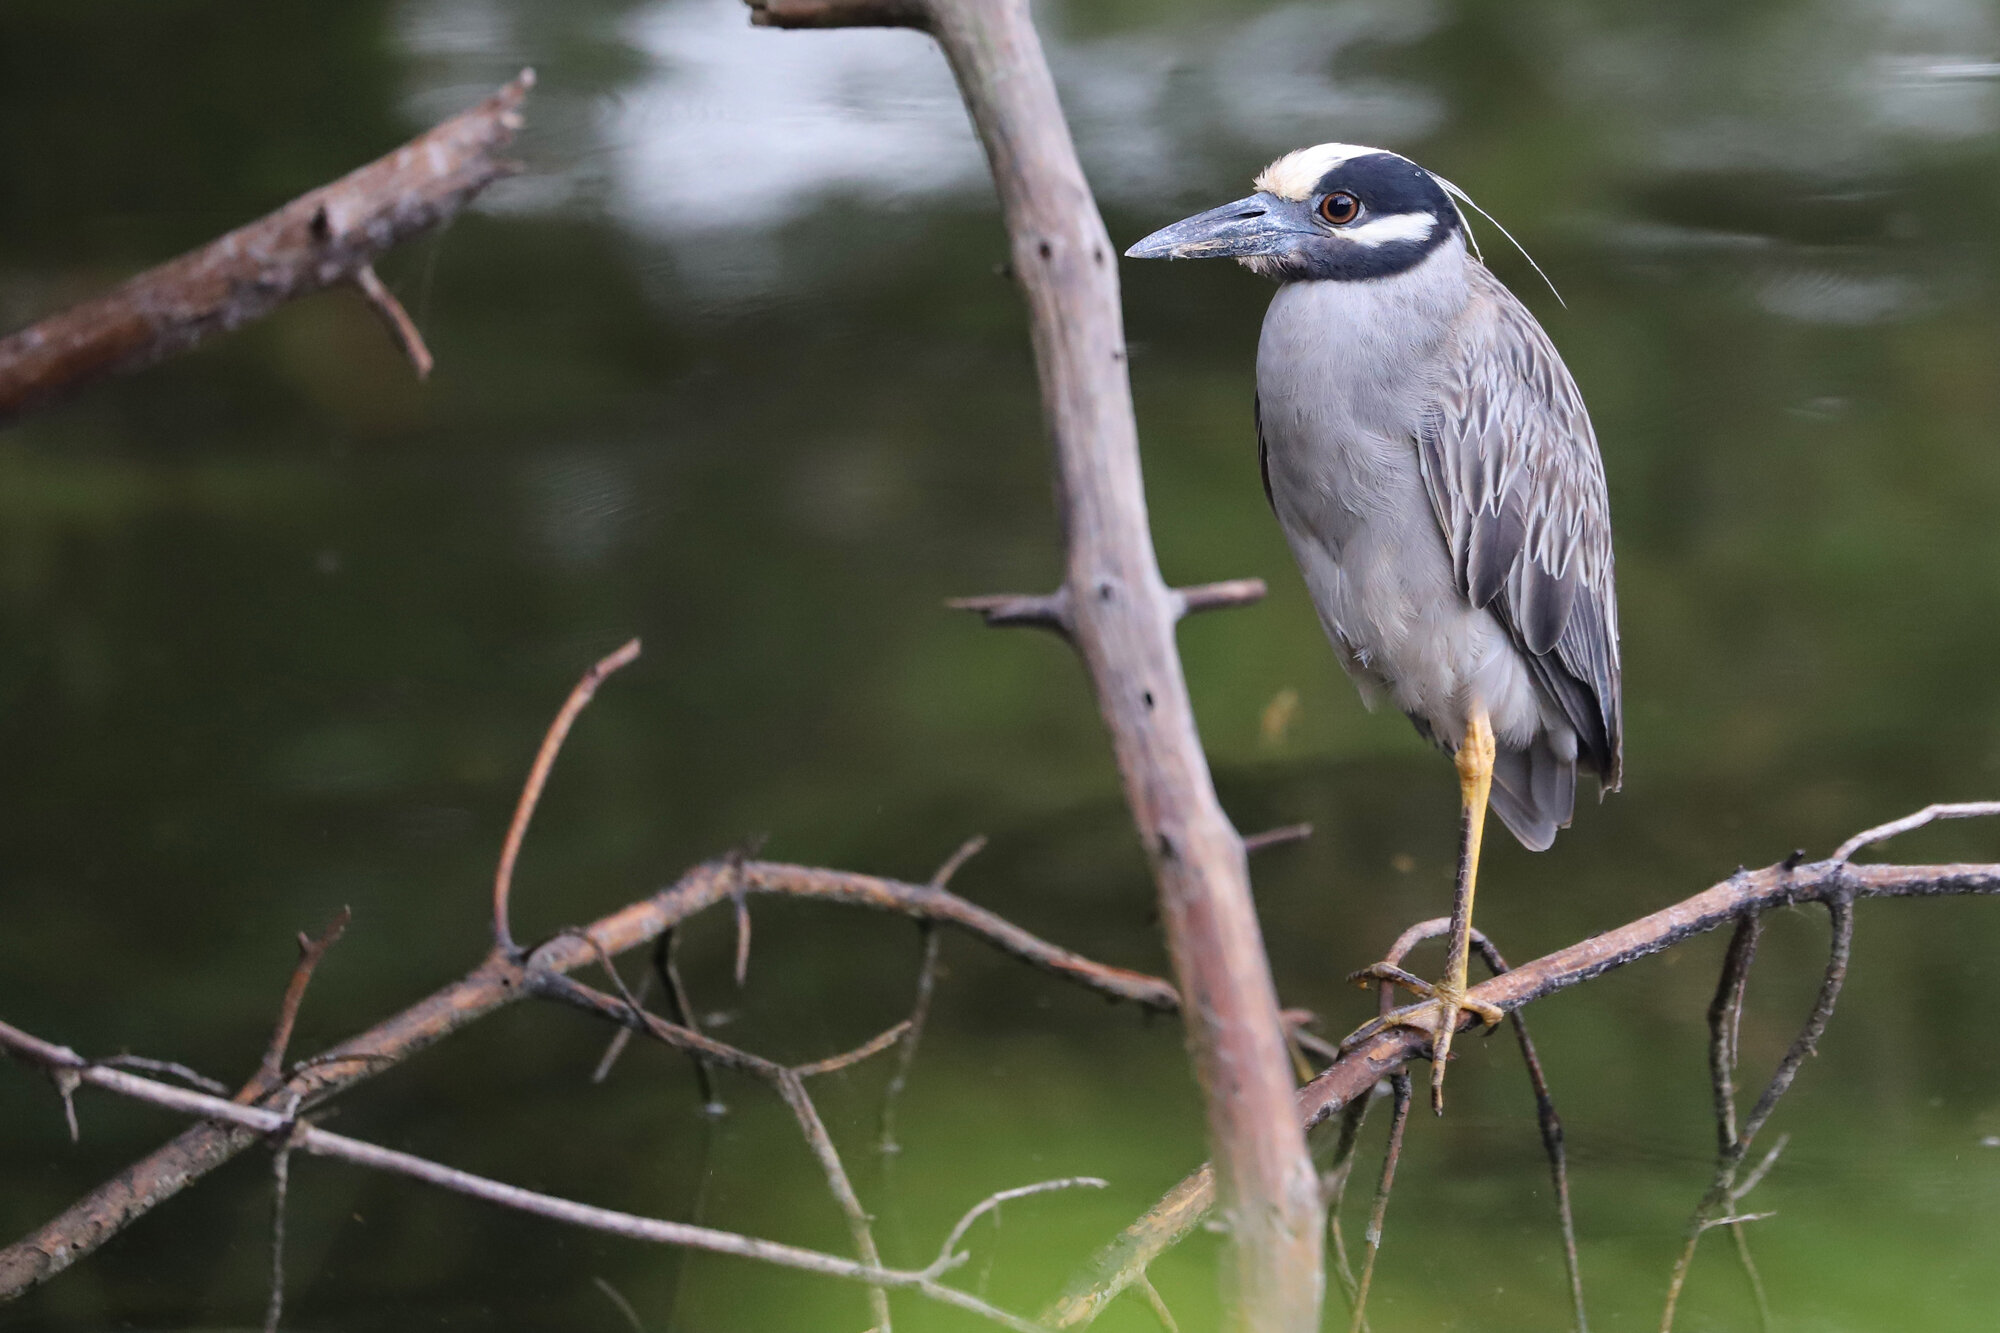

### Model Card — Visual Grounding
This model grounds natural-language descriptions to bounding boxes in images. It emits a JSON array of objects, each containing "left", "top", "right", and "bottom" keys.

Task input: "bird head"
[{"left": 1125, "top": 143, "right": 1463, "bottom": 283}]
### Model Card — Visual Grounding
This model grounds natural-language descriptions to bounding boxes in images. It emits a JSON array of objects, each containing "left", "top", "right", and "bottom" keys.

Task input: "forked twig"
[
  {"left": 245, "top": 908, "right": 352, "bottom": 1100},
  {"left": 1340, "top": 918, "right": 1588, "bottom": 1333},
  {"left": 492, "top": 639, "right": 642, "bottom": 954},
  {"left": 1663, "top": 896, "right": 1853, "bottom": 1333},
  {"left": 533, "top": 954, "right": 901, "bottom": 1332}
]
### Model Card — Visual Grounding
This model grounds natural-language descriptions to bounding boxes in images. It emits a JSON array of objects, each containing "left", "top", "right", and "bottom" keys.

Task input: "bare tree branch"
[
  {"left": 1051, "top": 841, "right": 2000, "bottom": 1327},
  {"left": 753, "top": 4, "right": 1321, "bottom": 1324},
  {"left": 0, "top": 72, "right": 533, "bottom": 426},
  {"left": 0, "top": 1022, "right": 1051, "bottom": 1333},
  {"left": 0, "top": 851, "right": 1186, "bottom": 1300}
]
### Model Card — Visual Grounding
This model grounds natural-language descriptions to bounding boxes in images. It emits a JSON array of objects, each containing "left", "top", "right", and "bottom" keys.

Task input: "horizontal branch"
[
  {"left": 948, "top": 578, "right": 1267, "bottom": 640},
  {"left": 1050, "top": 851, "right": 2000, "bottom": 1326},
  {"left": 0, "top": 1020, "right": 1044, "bottom": 1333},
  {"left": 1170, "top": 578, "right": 1267, "bottom": 619},
  {"left": 0, "top": 856, "right": 1179, "bottom": 1298},
  {"left": 0, "top": 71, "right": 533, "bottom": 426},
  {"left": 748, "top": 0, "right": 931, "bottom": 28}
]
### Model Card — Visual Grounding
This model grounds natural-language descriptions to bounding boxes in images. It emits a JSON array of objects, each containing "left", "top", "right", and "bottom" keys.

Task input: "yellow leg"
[
  {"left": 1342, "top": 707, "right": 1505, "bottom": 1114},
  {"left": 1431, "top": 706, "right": 1498, "bottom": 1110}
]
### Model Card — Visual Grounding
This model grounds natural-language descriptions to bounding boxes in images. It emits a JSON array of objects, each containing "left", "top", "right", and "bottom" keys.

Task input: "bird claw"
[{"left": 1339, "top": 971, "right": 1503, "bottom": 1113}]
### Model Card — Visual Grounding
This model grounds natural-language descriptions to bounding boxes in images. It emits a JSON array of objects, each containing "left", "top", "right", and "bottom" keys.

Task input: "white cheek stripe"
[{"left": 1341, "top": 211, "right": 1435, "bottom": 247}]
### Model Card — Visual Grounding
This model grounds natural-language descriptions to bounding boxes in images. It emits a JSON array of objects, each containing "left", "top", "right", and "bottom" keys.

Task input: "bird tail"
[{"left": 1489, "top": 736, "right": 1575, "bottom": 852}]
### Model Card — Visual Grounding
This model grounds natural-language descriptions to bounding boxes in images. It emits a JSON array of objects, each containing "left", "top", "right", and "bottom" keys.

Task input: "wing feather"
[{"left": 1416, "top": 263, "right": 1623, "bottom": 789}]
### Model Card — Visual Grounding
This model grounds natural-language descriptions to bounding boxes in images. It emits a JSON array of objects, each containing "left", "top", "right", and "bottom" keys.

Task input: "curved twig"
[
  {"left": 492, "top": 639, "right": 642, "bottom": 954},
  {"left": 1833, "top": 801, "right": 2000, "bottom": 862}
]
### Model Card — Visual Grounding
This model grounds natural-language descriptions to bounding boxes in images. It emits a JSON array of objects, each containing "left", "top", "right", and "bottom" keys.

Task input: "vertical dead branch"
[{"left": 750, "top": 3, "right": 1320, "bottom": 1324}]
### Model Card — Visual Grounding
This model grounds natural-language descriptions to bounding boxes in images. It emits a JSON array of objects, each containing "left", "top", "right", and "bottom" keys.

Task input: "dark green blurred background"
[{"left": 4, "top": 0, "right": 2000, "bottom": 1328}]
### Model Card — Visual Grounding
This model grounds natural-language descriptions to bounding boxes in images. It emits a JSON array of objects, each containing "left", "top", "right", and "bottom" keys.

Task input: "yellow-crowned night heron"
[{"left": 1127, "top": 143, "right": 1623, "bottom": 1109}]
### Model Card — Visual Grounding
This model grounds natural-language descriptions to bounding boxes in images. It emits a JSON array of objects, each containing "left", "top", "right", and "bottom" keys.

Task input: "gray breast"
[{"left": 1253, "top": 241, "right": 1613, "bottom": 850}]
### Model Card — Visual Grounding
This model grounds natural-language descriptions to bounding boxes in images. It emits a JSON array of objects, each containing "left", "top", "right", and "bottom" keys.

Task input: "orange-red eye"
[{"left": 1317, "top": 191, "right": 1360, "bottom": 225}]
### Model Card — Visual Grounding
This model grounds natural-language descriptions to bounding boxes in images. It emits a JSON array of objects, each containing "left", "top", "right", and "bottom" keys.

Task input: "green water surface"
[{"left": 4, "top": 1, "right": 2000, "bottom": 1329}]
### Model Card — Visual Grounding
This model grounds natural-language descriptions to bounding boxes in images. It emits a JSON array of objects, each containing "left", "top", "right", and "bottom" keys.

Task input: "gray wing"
[{"left": 1416, "top": 263, "right": 1623, "bottom": 790}]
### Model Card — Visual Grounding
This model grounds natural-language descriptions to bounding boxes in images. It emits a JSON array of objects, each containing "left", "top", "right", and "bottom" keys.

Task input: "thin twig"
[
  {"left": 492, "top": 639, "right": 642, "bottom": 954},
  {"left": 1168, "top": 578, "right": 1268, "bottom": 620},
  {"left": 264, "top": 1127, "right": 300, "bottom": 1333},
  {"left": 1348, "top": 1071, "right": 1411, "bottom": 1333},
  {"left": 880, "top": 923, "right": 940, "bottom": 1156},
  {"left": 947, "top": 590, "right": 1073, "bottom": 637},
  {"left": 794, "top": 1021, "right": 914, "bottom": 1079},
  {"left": 590, "top": 969, "right": 653, "bottom": 1085},
  {"left": 659, "top": 930, "right": 722, "bottom": 1111},
  {"left": 1707, "top": 916, "right": 1762, "bottom": 1154},
  {"left": 1320, "top": 1093, "right": 1375, "bottom": 1321},
  {"left": 1134, "top": 1272, "right": 1180, "bottom": 1333},
  {"left": 533, "top": 968, "right": 896, "bottom": 1331},
  {"left": 1467, "top": 932, "right": 1588, "bottom": 1333},
  {"left": 98, "top": 1056, "right": 229, "bottom": 1096},
  {"left": 1735, "top": 1134, "right": 1789, "bottom": 1202},
  {"left": 1740, "top": 897, "right": 1852, "bottom": 1146},
  {"left": 1242, "top": 823, "right": 1314, "bottom": 856},
  {"left": 1728, "top": 1214, "right": 1773, "bottom": 1333},
  {"left": 881, "top": 837, "right": 985, "bottom": 1153},
  {"left": 247, "top": 907, "right": 351, "bottom": 1099},
  {"left": 725, "top": 837, "right": 766, "bottom": 989},
  {"left": 932, "top": 1177, "right": 1109, "bottom": 1275},
  {"left": 352, "top": 263, "right": 434, "bottom": 379},
  {"left": 592, "top": 1275, "right": 648, "bottom": 1333},
  {"left": 1664, "top": 897, "right": 1853, "bottom": 1333},
  {"left": 1833, "top": 800, "right": 2000, "bottom": 861}
]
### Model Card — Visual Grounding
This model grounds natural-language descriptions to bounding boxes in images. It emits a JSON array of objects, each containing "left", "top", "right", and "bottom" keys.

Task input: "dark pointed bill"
[{"left": 1124, "top": 192, "right": 1313, "bottom": 261}]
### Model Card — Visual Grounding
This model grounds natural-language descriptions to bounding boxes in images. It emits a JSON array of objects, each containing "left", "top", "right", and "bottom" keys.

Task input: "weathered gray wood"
[{"left": 753, "top": 2, "right": 1323, "bottom": 1327}]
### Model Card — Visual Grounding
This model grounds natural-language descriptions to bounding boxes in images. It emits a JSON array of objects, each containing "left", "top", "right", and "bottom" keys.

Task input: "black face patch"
[
  {"left": 1311, "top": 152, "right": 1452, "bottom": 220},
  {"left": 1277, "top": 151, "right": 1458, "bottom": 283}
]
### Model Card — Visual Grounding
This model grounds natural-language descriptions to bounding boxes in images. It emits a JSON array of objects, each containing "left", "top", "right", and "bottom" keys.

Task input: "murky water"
[{"left": 4, "top": 1, "right": 2000, "bottom": 1329}]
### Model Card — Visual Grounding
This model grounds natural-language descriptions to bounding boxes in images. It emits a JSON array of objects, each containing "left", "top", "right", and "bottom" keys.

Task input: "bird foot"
[{"left": 1340, "top": 963, "right": 1503, "bottom": 1113}]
